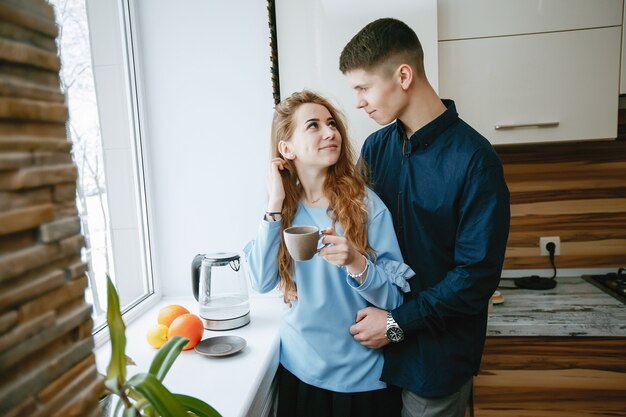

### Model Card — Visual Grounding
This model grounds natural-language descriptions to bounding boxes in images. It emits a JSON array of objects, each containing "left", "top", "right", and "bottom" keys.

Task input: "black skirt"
[{"left": 276, "top": 364, "right": 402, "bottom": 417}]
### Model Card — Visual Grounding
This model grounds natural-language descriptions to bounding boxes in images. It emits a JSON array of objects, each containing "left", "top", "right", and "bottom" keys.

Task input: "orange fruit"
[
  {"left": 167, "top": 313, "right": 204, "bottom": 350},
  {"left": 157, "top": 304, "right": 190, "bottom": 327},
  {"left": 146, "top": 323, "right": 169, "bottom": 348}
]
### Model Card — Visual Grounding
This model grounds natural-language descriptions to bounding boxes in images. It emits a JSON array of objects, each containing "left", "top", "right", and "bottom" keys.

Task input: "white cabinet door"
[
  {"left": 438, "top": 0, "right": 623, "bottom": 40},
  {"left": 621, "top": 0, "right": 626, "bottom": 94},
  {"left": 439, "top": 27, "right": 620, "bottom": 145}
]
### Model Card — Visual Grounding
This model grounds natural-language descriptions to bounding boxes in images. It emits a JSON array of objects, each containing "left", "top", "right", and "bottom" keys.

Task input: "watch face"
[{"left": 387, "top": 327, "right": 404, "bottom": 343}]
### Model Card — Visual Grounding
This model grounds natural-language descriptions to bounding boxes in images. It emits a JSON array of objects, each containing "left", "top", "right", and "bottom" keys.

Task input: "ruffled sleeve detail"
[{"left": 377, "top": 259, "right": 414, "bottom": 293}]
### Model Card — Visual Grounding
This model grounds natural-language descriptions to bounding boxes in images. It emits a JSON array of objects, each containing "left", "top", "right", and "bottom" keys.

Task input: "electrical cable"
[
  {"left": 548, "top": 242, "right": 557, "bottom": 279},
  {"left": 513, "top": 242, "right": 558, "bottom": 290}
]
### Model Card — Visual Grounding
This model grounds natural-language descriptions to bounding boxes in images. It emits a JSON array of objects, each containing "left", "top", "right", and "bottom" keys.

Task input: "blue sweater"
[
  {"left": 244, "top": 188, "right": 413, "bottom": 393},
  {"left": 361, "top": 100, "right": 510, "bottom": 397}
]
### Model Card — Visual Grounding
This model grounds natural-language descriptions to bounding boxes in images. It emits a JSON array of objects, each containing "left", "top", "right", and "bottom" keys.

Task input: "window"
[{"left": 50, "top": 0, "right": 157, "bottom": 341}]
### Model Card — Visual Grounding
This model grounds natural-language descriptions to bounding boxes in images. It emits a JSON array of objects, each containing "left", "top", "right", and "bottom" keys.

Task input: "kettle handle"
[{"left": 191, "top": 254, "right": 205, "bottom": 301}]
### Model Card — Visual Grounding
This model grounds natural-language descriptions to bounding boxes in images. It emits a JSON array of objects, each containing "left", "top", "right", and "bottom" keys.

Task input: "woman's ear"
[{"left": 279, "top": 141, "right": 295, "bottom": 159}]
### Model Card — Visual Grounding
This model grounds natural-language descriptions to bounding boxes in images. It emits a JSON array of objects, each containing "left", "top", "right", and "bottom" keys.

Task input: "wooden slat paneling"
[
  {"left": 495, "top": 122, "right": 626, "bottom": 269},
  {"left": 504, "top": 161, "right": 626, "bottom": 177},
  {"left": 497, "top": 139, "right": 626, "bottom": 165},
  {"left": 473, "top": 337, "right": 626, "bottom": 417},
  {"left": 510, "top": 188, "right": 626, "bottom": 204},
  {"left": 510, "top": 199, "right": 626, "bottom": 217},
  {"left": 504, "top": 254, "right": 626, "bottom": 269},
  {"left": 506, "top": 231, "right": 626, "bottom": 247},
  {"left": 508, "top": 213, "right": 626, "bottom": 232},
  {"left": 508, "top": 239, "right": 626, "bottom": 255},
  {"left": 481, "top": 337, "right": 626, "bottom": 372}
]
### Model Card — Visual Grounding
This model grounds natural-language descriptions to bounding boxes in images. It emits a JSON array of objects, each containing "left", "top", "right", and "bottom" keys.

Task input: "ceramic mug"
[{"left": 283, "top": 226, "right": 326, "bottom": 261}]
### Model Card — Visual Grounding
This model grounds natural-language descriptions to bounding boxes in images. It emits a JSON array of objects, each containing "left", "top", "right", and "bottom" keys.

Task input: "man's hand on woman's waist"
[{"left": 349, "top": 307, "right": 390, "bottom": 349}]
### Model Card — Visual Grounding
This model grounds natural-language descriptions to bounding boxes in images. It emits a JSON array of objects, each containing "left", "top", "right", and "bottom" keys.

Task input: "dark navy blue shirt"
[{"left": 361, "top": 100, "right": 510, "bottom": 397}]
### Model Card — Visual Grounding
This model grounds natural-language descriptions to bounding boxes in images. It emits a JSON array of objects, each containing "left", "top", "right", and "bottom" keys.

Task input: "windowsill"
[
  {"left": 92, "top": 292, "right": 163, "bottom": 348},
  {"left": 94, "top": 291, "right": 284, "bottom": 417}
]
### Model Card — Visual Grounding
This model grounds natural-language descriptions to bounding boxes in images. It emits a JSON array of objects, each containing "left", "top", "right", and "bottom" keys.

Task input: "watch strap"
[
  {"left": 264, "top": 211, "right": 282, "bottom": 222},
  {"left": 386, "top": 311, "right": 404, "bottom": 343}
]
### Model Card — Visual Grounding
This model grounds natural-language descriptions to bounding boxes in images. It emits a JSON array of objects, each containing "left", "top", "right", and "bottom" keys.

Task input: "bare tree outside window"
[{"left": 49, "top": 0, "right": 113, "bottom": 323}]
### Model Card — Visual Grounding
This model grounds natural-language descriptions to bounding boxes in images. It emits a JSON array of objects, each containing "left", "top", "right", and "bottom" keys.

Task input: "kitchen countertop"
[
  {"left": 94, "top": 277, "right": 626, "bottom": 416},
  {"left": 95, "top": 291, "right": 285, "bottom": 417},
  {"left": 488, "top": 277, "right": 626, "bottom": 337}
]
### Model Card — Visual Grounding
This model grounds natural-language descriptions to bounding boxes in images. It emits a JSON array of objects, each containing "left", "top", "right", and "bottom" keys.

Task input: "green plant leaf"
[
  {"left": 122, "top": 407, "right": 138, "bottom": 417},
  {"left": 106, "top": 275, "right": 127, "bottom": 386},
  {"left": 123, "top": 391, "right": 155, "bottom": 417},
  {"left": 126, "top": 355, "right": 137, "bottom": 366},
  {"left": 174, "top": 394, "right": 222, "bottom": 417},
  {"left": 113, "top": 396, "right": 124, "bottom": 417},
  {"left": 105, "top": 377, "right": 120, "bottom": 395},
  {"left": 126, "top": 387, "right": 143, "bottom": 402},
  {"left": 148, "top": 336, "right": 189, "bottom": 382},
  {"left": 127, "top": 373, "right": 188, "bottom": 417},
  {"left": 140, "top": 403, "right": 156, "bottom": 417}
]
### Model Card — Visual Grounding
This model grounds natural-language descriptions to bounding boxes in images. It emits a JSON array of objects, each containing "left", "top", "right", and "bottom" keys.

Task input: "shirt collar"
[{"left": 394, "top": 99, "right": 458, "bottom": 152}]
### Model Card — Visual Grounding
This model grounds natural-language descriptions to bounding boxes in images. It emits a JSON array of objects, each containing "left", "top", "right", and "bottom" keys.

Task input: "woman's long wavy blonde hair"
[{"left": 271, "top": 90, "right": 372, "bottom": 302}]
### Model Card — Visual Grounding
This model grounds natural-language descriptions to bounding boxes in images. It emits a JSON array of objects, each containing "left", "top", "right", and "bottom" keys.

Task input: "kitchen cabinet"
[
  {"left": 622, "top": 0, "right": 626, "bottom": 94},
  {"left": 438, "top": 0, "right": 623, "bottom": 145},
  {"left": 474, "top": 337, "right": 626, "bottom": 417},
  {"left": 478, "top": 278, "right": 626, "bottom": 416}
]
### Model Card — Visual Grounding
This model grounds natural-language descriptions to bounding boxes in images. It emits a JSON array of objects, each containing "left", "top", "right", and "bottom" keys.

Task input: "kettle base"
[{"left": 201, "top": 312, "right": 250, "bottom": 331}]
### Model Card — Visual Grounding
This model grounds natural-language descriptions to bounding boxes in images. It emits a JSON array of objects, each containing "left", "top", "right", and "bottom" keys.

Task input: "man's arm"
[
  {"left": 351, "top": 159, "right": 510, "bottom": 345},
  {"left": 393, "top": 161, "right": 510, "bottom": 336}
]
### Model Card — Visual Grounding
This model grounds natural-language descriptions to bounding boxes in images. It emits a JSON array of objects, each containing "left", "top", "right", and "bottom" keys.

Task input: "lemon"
[{"left": 146, "top": 323, "right": 169, "bottom": 348}]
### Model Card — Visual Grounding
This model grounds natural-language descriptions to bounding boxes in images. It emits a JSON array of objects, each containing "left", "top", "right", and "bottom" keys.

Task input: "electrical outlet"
[{"left": 539, "top": 236, "right": 560, "bottom": 256}]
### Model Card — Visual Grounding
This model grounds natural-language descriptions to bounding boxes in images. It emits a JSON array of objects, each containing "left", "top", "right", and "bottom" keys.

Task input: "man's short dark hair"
[{"left": 339, "top": 18, "right": 424, "bottom": 77}]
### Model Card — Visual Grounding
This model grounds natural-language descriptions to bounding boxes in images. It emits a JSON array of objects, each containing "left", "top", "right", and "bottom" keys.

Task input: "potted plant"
[{"left": 102, "top": 275, "right": 221, "bottom": 416}]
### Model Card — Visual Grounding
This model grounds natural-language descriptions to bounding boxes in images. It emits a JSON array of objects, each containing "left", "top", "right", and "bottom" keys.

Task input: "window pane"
[{"left": 49, "top": 0, "right": 153, "bottom": 331}]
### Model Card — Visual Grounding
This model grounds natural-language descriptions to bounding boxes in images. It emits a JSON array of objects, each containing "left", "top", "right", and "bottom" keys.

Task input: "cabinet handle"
[{"left": 494, "top": 121, "right": 559, "bottom": 130}]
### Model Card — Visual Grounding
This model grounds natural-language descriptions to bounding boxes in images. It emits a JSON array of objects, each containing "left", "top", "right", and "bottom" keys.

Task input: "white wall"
[
  {"left": 276, "top": 0, "right": 438, "bottom": 150},
  {"left": 114, "top": 1, "right": 613, "bottom": 300},
  {"left": 131, "top": 0, "right": 274, "bottom": 297},
  {"left": 131, "top": 1, "right": 441, "bottom": 298}
]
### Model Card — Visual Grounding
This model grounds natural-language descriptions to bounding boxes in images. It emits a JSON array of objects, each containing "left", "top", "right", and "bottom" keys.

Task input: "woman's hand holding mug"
[{"left": 318, "top": 228, "right": 366, "bottom": 275}]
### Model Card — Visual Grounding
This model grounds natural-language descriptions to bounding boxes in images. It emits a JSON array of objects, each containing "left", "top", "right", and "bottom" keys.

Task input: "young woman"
[{"left": 244, "top": 90, "right": 413, "bottom": 417}]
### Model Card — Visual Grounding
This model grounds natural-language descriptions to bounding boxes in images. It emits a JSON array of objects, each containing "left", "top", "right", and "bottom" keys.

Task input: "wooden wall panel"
[
  {"left": 480, "top": 337, "right": 626, "bottom": 372},
  {"left": 0, "top": 1, "right": 102, "bottom": 415},
  {"left": 473, "top": 337, "right": 626, "bottom": 417},
  {"left": 495, "top": 117, "right": 626, "bottom": 269}
]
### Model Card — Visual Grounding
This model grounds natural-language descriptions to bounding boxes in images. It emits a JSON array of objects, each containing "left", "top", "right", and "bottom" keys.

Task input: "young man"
[{"left": 339, "top": 18, "right": 510, "bottom": 417}]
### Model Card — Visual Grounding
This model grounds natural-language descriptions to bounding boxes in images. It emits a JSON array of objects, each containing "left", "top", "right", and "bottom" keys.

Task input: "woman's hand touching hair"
[{"left": 266, "top": 157, "right": 288, "bottom": 212}]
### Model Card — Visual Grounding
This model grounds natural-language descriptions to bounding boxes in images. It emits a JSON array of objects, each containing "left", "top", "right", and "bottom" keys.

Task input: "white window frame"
[{"left": 86, "top": 0, "right": 161, "bottom": 346}]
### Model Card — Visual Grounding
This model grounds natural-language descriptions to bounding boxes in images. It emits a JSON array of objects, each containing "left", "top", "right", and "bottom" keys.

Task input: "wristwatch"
[
  {"left": 264, "top": 211, "right": 282, "bottom": 222},
  {"left": 385, "top": 311, "right": 404, "bottom": 343}
]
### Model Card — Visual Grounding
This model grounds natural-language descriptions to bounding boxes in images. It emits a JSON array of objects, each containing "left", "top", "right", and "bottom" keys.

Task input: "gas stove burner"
[{"left": 582, "top": 268, "right": 626, "bottom": 305}]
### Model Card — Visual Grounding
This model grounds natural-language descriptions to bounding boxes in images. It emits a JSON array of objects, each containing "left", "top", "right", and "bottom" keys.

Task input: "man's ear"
[
  {"left": 398, "top": 64, "right": 414, "bottom": 91},
  {"left": 279, "top": 141, "right": 295, "bottom": 159}
]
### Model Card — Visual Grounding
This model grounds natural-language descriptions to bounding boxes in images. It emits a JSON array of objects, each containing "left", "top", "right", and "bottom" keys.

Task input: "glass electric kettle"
[{"left": 191, "top": 252, "right": 250, "bottom": 330}]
